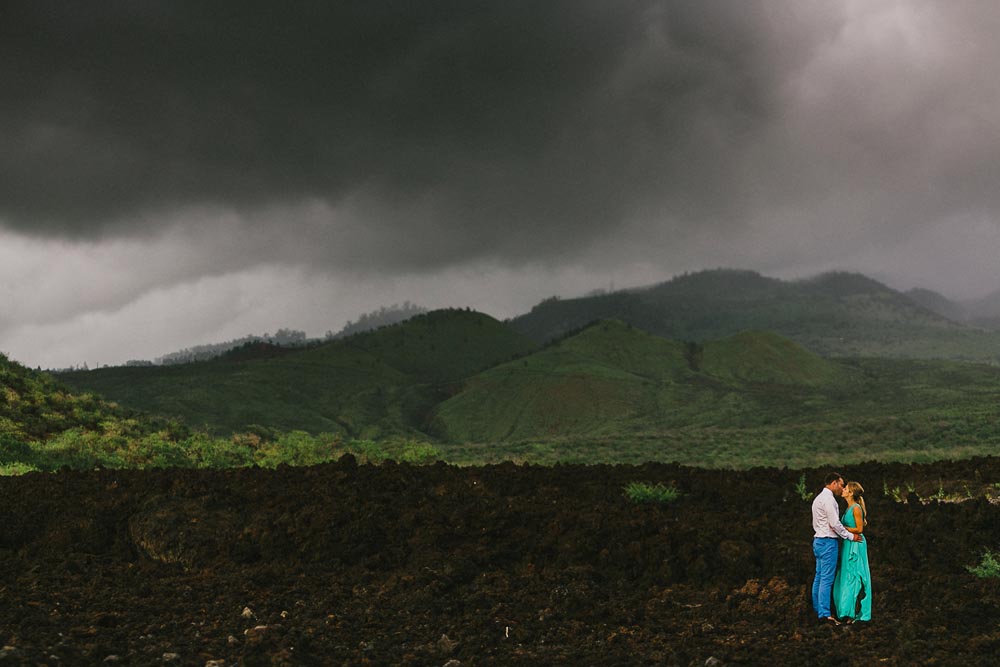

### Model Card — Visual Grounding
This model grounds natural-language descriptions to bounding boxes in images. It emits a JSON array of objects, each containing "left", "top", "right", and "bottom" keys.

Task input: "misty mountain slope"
[
  {"left": 429, "top": 322, "right": 856, "bottom": 444},
  {"left": 905, "top": 285, "right": 1000, "bottom": 330},
  {"left": 964, "top": 288, "right": 1000, "bottom": 329},
  {"left": 57, "top": 310, "right": 537, "bottom": 437},
  {"left": 511, "top": 269, "right": 1000, "bottom": 362},
  {"left": 903, "top": 287, "right": 968, "bottom": 323}
]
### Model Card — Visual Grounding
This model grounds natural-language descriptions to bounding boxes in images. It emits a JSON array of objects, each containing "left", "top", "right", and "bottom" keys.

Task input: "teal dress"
[{"left": 832, "top": 502, "right": 872, "bottom": 621}]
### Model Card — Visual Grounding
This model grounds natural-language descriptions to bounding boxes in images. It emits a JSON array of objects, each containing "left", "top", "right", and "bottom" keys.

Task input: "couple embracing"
[{"left": 811, "top": 472, "right": 872, "bottom": 625}]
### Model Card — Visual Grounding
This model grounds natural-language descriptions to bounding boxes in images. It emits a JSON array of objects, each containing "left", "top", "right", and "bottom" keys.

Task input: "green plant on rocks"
[
  {"left": 967, "top": 549, "right": 1000, "bottom": 578},
  {"left": 624, "top": 481, "right": 681, "bottom": 504},
  {"left": 795, "top": 474, "right": 811, "bottom": 501}
]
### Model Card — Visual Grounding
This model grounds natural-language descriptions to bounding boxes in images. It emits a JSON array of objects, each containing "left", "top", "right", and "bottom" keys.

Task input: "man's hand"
[{"left": 854, "top": 534, "right": 863, "bottom": 542}]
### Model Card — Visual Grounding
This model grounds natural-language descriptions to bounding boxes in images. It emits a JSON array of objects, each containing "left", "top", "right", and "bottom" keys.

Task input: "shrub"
[
  {"left": 0, "top": 434, "right": 34, "bottom": 464},
  {"left": 254, "top": 430, "right": 338, "bottom": 468},
  {"left": 624, "top": 481, "right": 681, "bottom": 504},
  {"left": 795, "top": 473, "right": 811, "bottom": 501},
  {"left": 967, "top": 549, "right": 1000, "bottom": 578},
  {"left": 398, "top": 442, "right": 441, "bottom": 464},
  {"left": 189, "top": 433, "right": 254, "bottom": 468},
  {"left": 0, "top": 461, "right": 40, "bottom": 476},
  {"left": 348, "top": 439, "right": 388, "bottom": 464}
]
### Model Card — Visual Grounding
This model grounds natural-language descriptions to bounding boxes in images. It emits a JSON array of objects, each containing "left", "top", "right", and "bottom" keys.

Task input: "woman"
[{"left": 832, "top": 481, "right": 872, "bottom": 622}]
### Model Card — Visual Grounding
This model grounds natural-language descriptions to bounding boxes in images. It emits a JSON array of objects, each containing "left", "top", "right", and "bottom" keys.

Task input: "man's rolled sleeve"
[{"left": 825, "top": 494, "right": 853, "bottom": 541}]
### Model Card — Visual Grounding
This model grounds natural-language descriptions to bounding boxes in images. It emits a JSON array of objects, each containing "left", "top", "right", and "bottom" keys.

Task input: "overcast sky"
[{"left": 4, "top": 1, "right": 1000, "bottom": 369}]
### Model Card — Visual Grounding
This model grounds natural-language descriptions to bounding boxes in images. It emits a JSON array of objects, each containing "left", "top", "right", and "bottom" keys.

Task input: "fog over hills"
[{"left": 56, "top": 267, "right": 1000, "bottom": 370}]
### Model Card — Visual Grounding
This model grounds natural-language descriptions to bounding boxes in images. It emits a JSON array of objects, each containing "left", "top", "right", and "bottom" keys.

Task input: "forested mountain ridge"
[
  {"left": 58, "top": 309, "right": 538, "bottom": 437},
  {"left": 510, "top": 269, "right": 1000, "bottom": 362},
  {"left": 36, "top": 309, "right": 1000, "bottom": 468}
]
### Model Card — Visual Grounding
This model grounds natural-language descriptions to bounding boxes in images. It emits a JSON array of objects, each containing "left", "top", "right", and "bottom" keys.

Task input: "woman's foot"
[{"left": 821, "top": 616, "right": 841, "bottom": 625}]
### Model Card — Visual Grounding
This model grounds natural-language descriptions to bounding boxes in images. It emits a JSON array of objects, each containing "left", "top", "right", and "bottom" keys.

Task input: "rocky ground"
[{"left": 1, "top": 456, "right": 999, "bottom": 666}]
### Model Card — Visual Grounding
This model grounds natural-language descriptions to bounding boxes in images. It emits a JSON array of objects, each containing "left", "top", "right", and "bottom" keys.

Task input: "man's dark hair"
[{"left": 824, "top": 472, "right": 844, "bottom": 486}]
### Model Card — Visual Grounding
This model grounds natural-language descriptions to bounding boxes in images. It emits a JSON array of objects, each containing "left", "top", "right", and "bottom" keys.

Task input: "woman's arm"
[{"left": 845, "top": 505, "right": 864, "bottom": 535}]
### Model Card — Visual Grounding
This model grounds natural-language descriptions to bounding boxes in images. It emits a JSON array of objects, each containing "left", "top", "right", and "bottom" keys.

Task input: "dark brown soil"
[{"left": 2, "top": 457, "right": 1000, "bottom": 666}]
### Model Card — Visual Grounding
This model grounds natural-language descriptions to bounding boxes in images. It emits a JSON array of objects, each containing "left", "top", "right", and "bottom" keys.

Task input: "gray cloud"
[
  {"left": 0, "top": 2, "right": 788, "bottom": 259},
  {"left": 5, "top": 1, "right": 1000, "bottom": 367}
]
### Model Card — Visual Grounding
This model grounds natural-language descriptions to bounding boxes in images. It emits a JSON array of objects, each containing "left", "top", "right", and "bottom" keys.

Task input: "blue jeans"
[{"left": 812, "top": 537, "right": 839, "bottom": 618}]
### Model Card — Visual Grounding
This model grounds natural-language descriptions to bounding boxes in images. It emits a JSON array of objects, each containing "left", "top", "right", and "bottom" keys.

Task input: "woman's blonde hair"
[{"left": 845, "top": 481, "right": 868, "bottom": 525}]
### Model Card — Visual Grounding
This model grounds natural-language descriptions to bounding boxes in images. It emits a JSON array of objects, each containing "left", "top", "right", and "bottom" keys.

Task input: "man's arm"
[
  {"left": 845, "top": 505, "right": 864, "bottom": 535},
  {"left": 825, "top": 494, "right": 860, "bottom": 541}
]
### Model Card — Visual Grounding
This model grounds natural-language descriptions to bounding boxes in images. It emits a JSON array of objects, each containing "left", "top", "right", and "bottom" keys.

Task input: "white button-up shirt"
[{"left": 812, "top": 487, "right": 853, "bottom": 540}]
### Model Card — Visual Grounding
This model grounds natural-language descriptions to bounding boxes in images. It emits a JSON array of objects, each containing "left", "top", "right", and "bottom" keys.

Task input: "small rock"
[
  {"left": 280, "top": 610, "right": 289, "bottom": 619},
  {"left": 244, "top": 626, "right": 269, "bottom": 645},
  {"left": 205, "top": 660, "right": 226, "bottom": 667},
  {"left": 240, "top": 607, "right": 255, "bottom": 619},
  {"left": 442, "top": 660, "right": 462, "bottom": 667},
  {"left": 437, "top": 634, "right": 458, "bottom": 654},
  {"left": 705, "top": 658, "right": 724, "bottom": 666},
  {"left": 227, "top": 635, "right": 239, "bottom": 646},
  {"left": 162, "top": 653, "right": 181, "bottom": 663},
  {"left": 103, "top": 656, "right": 120, "bottom": 663}
]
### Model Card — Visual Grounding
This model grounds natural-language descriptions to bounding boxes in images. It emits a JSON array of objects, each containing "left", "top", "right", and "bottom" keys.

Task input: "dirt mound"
[{"left": 1, "top": 458, "right": 999, "bottom": 665}]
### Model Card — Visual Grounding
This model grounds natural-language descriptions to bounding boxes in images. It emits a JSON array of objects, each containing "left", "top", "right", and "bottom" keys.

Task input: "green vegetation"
[
  {"left": 966, "top": 550, "right": 1000, "bottom": 578},
  {"left": 431, "top": 321, "right": 855, "bottom": 444},
  {"left": 8, "top": 304, "right": 1000, "bottom": 473},
  {"left": 624, "top": 481, "right": 681, "bottom": 504},
  {"left": 795, "top": 474, "right": 811, "bottom": 501},
  {"left": 1, "top": 421, "right": 441, "bottom": 474},
  {"left": 58, "top": 309, "right": 537, "bottom": 437},
  {"left": 1, "top": 349, "right": 442, "bottom": 474},
  {"left": 880, "top": 477, "right": 993, "bottom": 504},
  {"left": 432, "top": 323, "right": 1000, "bottom": 468}
]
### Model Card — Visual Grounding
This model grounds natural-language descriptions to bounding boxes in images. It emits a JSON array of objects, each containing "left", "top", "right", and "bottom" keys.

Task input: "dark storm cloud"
[
  {"left": 0, "top": 0, "right": 789, "bottom": 265},
  {"left": 5, "top": 1, "right": 1000, "bottom": 286},
  {"left": 10, "top": 1, "right": 1000, "bottom": 368}
]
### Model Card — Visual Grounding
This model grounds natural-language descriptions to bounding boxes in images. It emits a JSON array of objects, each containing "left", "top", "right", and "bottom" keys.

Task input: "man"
[{"left": 812, "top": 472, "right": 863, "bottom": 624}]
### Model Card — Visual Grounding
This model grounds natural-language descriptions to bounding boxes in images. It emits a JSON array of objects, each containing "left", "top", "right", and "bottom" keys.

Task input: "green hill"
[
  {"left": 699, "top": 330, "right": 845, "bottom": 385},
  {"left": 430, "top": 321, "right": 1000, "bottom": 467},
  {"left": 58, "top": 309, "right": 538, "bottom": 437},
  {"left": 1, "top": 353, "right": 143, "bottom": 444},
  {"left": 511, "top": 269, "right": 1000, "bottom": 362},
  {"left": 430, "top": 321, "right": 855, "bottom": 444},
  {"left": 428, "top": 321, "right": 689, "bottom": 442}
]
